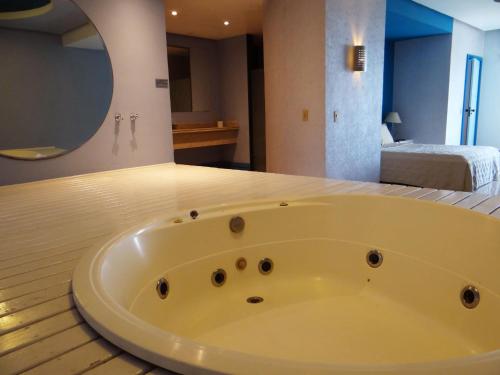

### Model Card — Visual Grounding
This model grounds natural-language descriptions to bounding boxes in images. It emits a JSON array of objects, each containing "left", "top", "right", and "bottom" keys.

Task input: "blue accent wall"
[
  {"left": 383, "top": 41, "right": 395, "bottom": 118},
  {"left": 382, "top": 0, "right": 453, "bottom": 120}
]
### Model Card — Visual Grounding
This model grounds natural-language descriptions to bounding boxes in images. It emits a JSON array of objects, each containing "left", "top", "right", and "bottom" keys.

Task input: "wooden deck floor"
[{"left": 0, "top": 163, "right": 499, "bottom": 374}]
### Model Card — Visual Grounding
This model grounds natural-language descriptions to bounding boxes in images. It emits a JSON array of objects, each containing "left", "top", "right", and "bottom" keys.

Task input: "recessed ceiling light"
[
  {"left": 171, "top": 10, "right": 178, "bottom": 16},
  {"left": 223, "top": 20, "right": 230, "bottom": 26}
]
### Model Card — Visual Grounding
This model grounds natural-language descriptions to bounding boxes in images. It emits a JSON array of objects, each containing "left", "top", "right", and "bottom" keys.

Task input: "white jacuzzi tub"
[{"left": 73, "top": 195, "right": 500, "bottom": 374}]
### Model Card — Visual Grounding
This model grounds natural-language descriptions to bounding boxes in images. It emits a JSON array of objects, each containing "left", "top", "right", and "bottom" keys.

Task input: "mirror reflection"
[
  {"left": 167, "top": 45, "right": 193, "bottom": 112},
  {"left": 0, "top": 0, "right": 113, "bottom": 160}
]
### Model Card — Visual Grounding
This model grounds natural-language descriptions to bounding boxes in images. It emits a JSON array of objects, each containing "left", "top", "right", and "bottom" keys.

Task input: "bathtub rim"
[{"left": 72, "top": 194, "right": 500, "bottom": 375}]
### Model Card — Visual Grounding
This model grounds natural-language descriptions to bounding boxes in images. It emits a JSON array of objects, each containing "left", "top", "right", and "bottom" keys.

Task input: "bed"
[{"left": 381, "top": 143, "right": 500, "bottom": 192}]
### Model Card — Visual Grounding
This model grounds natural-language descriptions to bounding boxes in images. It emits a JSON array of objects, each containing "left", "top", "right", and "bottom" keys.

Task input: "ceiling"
[
  {"left": 413, "top": 0, "right": 500, "bottom": 31},
  {"left": 164, "top": 0, "right": 263, "bottom": 40},
  {"left": 0, "top": 0, "right": 88, "bottom": 35},
  {"left": 386, "top": 0, "right": 453, "bottom": 41}
]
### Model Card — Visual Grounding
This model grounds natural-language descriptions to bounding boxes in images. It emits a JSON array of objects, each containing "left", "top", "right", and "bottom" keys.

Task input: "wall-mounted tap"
[
  {"left": 130, "top": 113, "right": 139, "bottom": 121},
  {"left": 115, "top": 113, "right": 123, "bottom": 123},
  {"left": 113, "top": 113, "right": 122, "bottom": 156}
]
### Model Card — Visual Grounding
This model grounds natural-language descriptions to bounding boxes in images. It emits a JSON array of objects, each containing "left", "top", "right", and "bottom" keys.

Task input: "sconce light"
[{"left": 353, "top": 45, "right": 367, "bottom": 72}]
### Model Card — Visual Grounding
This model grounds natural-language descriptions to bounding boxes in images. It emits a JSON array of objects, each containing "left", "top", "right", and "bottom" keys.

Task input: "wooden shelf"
[{"left": 172, "top": 122, "right": 239, "bottom": 150}]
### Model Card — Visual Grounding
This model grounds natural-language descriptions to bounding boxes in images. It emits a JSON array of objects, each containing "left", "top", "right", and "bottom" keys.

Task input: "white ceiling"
[
  {"left": 413, "top": 0, "right": 500, "bottom": 31},
  {"left": 164, "top": 0, "right": 263, "bottom": 40}
]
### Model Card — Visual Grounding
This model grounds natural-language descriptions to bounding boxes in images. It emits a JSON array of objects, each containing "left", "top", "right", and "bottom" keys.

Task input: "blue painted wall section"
[
  {"left": 383, "top": 41, "right": 395, "bottom": 119},
  {"left": 383, "top": 0, "right": 453, "bottom": 119}
]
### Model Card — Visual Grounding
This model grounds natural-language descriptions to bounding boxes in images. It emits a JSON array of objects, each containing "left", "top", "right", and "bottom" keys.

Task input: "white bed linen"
[{"left": 381, "top": 144, "right": 500, "bottom": 192}]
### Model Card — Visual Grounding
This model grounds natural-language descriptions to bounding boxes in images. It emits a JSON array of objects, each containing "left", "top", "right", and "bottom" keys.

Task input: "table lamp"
[{"left": 384, "top": 112, "right": 402, "bottom": 139}]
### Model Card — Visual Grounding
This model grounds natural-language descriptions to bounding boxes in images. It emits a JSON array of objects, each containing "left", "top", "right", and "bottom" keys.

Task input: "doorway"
[
  {"left": 247, "top": 35, "right": 266, "bottom": 172},
  {"left": 461, "top": 54, "right": 483, "bottom": 146}
]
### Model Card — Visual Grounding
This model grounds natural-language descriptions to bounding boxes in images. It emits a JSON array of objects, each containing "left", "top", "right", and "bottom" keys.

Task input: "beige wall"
[
  {"left": 263, "top": 0, "right": 326, "bottom": 177},
  {"left": 0, "top": 0, "right": 173, "bottom": 185}
]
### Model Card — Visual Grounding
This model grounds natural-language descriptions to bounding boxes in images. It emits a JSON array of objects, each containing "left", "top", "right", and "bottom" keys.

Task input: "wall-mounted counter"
[{"left": 172, "top": 121, "right": 239, "bottom": 150}]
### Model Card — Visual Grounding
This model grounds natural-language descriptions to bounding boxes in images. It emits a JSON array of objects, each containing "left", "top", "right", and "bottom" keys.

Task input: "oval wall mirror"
[{"left": 0, "top": 0, "right": 113, "bottom": 160}]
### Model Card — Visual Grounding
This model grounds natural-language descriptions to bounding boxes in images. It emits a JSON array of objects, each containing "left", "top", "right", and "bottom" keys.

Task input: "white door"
[{"left": 461, "top": 56, "right": 482, "bottom": 145}]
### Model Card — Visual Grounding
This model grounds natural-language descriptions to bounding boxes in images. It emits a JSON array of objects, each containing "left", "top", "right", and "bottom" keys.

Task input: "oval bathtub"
[{"left": 73, "top": 195, "right": 500, "bottom": 374}]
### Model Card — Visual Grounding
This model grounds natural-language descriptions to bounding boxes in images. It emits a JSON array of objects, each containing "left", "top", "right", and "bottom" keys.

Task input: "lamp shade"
[{"left": 384, "top": 112, "right": 402, "bottom": 124}]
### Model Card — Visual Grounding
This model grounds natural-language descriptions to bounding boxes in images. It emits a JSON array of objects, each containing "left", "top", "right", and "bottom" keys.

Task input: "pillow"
[{"left": 381, "top": 124, "right": 394, "bottom": 145}]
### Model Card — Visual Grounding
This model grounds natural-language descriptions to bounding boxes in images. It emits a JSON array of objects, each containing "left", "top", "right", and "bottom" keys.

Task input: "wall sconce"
[{"left": 352, "top": 46, "right": 367, "bottom": 72}]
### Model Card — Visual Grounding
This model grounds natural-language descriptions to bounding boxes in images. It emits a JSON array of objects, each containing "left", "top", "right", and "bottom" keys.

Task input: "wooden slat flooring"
[
  {"left": 0, "top": 324, "right": 98, "bottom": 374},
  {"left": 437, "top": 191, "right": 473, "bottom": 205},
  {"left": 0, "top": 294, "right": 74, "bottom": 335},
  {"left": 454, "top": 193, "right": 491, "bottom": 209},
  {"left": 85, "top": 353, "right": 154, "bottom": 375},
  {"left": 402, "top": 187, "right": 437, "bottom": 199},
  {"left": 0, "top": 164, "right": 498, "bottom": 374},
  {"left": 419, "top": 190, "right": 454, "bottom": 202},
  {"left": 0, "top": 309, "right": 83, "bottom": 356},
  {"left": 473, "top": 195, "right": 500, "bottom": 215},
  {"left": 22, "top": 338, "right": 121, "bottom": 375},
  {"left": 0, "top": 282, "right": 71, "bottom": 317}
]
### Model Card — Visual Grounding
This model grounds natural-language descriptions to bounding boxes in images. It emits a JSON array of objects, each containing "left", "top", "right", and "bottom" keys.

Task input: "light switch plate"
[
  {"left": 155, "top": 79, "right": 169, "bottom": 89},
  {"left": 302, "top": 109, "right": 309, "bottom": 122},
  {"left": 334, "top": 111, "right": 339, "bottom": 123}
]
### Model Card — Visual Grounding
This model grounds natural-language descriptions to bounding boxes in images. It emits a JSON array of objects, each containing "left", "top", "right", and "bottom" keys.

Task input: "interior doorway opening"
[{"left": 461, "top": 54, "right": 483, "bottom": 146}]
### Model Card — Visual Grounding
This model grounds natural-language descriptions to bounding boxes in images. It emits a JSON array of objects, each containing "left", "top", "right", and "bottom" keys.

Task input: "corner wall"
[
  {"left": 0, "top": 0, "right": 173, "bottom": 186},
  {"left": 445, "top": 20, "right": 485, "bottom": 145},
  {"left": 325, "top": 0, "right": 386, "bottom": 182}
]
